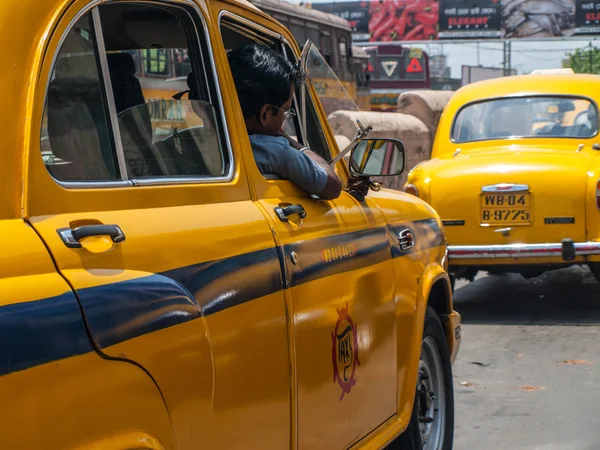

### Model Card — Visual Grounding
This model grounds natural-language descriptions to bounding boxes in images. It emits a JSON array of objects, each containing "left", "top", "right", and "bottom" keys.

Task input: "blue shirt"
[{"left": 249, "top": 134, "right": 328, "bottom": 195}]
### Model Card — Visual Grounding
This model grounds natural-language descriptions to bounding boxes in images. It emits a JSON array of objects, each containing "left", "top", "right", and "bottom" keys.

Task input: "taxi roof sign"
[{"left": 530, "top": 68, "right": 574, "bottom": 75}]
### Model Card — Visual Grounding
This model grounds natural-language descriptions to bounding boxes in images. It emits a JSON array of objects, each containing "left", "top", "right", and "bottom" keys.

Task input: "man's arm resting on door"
[
  {"left": 301, "top": 149, "right": 342, "bottom": 200},
  {"left": 278, "top": 132, "right": 342, "bottom": 200}
]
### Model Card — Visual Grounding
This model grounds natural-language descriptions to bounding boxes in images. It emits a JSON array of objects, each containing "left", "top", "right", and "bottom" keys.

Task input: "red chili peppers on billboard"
[{"left": 368, "top": 0, "right": 439, "bottom": 42}]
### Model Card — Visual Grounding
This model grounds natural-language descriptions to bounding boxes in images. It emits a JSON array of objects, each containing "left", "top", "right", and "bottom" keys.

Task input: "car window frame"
[
  {"left": 218, "top": 12, "right": 336, "bottom": 161},
  {"left": 282, "top": 42, "right": 332, "bottom": 161},
  {"left": 218, "top": 12, "right": 307, "bottom": 144},
  {"left": 450, "top": 93, "right": 600, "bottom": 144},
  {"left": 40, "top": 0, "right": 235, "bottom": 189}
]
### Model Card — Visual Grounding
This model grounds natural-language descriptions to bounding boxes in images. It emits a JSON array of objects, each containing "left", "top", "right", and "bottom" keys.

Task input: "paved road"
[{"left": 452, "top": 266, "right": 600, "bottom": 450}]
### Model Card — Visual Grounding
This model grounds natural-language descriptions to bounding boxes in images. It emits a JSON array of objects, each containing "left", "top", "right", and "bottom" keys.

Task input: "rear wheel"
[{"left": 391, "top": 307, "right": 454, "bottom": 450}]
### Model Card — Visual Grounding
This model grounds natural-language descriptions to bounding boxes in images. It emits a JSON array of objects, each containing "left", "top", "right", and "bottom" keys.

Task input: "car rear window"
[{"left": 452, "top": 96, "right": 598, "bottom": 143}]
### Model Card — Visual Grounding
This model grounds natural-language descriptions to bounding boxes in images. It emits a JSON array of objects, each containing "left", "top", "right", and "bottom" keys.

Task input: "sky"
[
  {"left": 283, "top": 0, "right": 600, "bottom": 79},
  {"left": 412, "top": 39, "right": 600, "bottom": 78}
]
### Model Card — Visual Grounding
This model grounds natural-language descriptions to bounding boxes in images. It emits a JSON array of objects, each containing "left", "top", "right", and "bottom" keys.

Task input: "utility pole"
[
  {"left": 502, "top": 41, "right": 512, "bottom": 76},
  {"left": 502, "top": 41, "right": 506, "bottom": 75},
  {"left": 508, "top": 40, "right": 512, "bottom": 75},
  {"left": 590, "top": 41, "right": 593, "bottom": 73}
]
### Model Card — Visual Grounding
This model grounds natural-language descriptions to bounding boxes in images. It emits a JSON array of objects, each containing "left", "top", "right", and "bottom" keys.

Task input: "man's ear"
[{"left": 258, "top": 104, "right": 271, "bottom": 126}]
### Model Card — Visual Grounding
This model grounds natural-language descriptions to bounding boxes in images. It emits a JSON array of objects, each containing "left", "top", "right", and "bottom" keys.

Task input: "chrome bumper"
[{"left": 448, "top": 241, "right": 600, "bottom": 260}]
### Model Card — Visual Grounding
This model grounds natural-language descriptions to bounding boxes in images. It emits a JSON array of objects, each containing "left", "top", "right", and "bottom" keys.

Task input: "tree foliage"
[{"left": 564, "top": 47, "right": 600, "bottom": 75}]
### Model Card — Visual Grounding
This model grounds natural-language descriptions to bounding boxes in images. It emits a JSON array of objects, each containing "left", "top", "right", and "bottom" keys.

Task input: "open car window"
[{"left": 220, "top": 17, "right": 329, "bottom": 160}]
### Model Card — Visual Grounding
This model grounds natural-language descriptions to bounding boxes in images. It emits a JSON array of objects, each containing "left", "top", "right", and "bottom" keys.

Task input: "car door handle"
[
  {"left": 57, "top": 224, "right": 126, "bottom": 248},
  {"left": 274, "top": 204, "right": 307, "bottom": 222}
]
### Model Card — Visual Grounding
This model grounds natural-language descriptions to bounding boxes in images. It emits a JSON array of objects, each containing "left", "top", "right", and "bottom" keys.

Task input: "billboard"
[
  {"left": 502, "top": 0, "right": 575, "bottom": 38},
  {"left": 311, "top": 0, "right": 439, "bottom": 41},
  {"left": 309, "top": 0, "right": 597, "bottom": 40},
  {"left": 575, "top": 0, "right": 600, "bottom": 34},
  {"left": 310, "top": 1, "right": 371, "bottom": 40},
  {"left": 439, "top": 0, "right": 501, "bottom": 38}
]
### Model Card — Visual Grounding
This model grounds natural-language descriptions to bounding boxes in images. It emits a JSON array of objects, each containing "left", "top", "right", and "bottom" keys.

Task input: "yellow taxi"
[
  {"left": 1, "top": 0, "right": 460, "bottom": 448},
  {"left": 405, "top": 70, "right": 600, "bottom": 282}
]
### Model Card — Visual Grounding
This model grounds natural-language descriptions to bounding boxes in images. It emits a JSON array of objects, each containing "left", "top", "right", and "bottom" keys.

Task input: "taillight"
[
  {"left": 597, "top": 179, "right": 600, "bottom": 209},
  {"left": 405, "top": 184, "right": 419, "bottom": 197}
]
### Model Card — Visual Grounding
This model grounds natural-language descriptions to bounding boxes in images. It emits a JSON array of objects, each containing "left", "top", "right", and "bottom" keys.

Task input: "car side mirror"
[{"left": 349, "top": 138, "right": 405, "bottom": 177}]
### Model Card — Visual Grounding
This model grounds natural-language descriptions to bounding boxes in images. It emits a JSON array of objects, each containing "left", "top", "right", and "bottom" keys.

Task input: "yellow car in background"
[
  {"left": 1, "top": 0, "right": 460, "bottom": 448},
  {"left": 405, "top": 72, "right": 600, "bottom": 281}
]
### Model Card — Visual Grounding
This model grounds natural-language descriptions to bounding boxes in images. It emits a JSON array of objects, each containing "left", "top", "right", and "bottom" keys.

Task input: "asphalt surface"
[{"left": 452, "top": 266, "right": 600, "bottom": 450}]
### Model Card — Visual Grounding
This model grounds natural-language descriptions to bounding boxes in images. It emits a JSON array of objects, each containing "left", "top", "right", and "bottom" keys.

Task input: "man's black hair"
[{"left": 228, "top": 43, "right": 304, "bottom": 119}]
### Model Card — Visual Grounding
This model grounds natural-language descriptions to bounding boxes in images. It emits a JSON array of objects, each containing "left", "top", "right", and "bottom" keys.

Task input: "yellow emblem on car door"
[{"left": 332, "top": 303, "right": 360, "bottom": 401}]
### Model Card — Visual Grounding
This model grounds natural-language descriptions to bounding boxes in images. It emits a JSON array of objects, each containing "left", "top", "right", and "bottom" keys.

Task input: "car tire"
[{"left": 391, "top": 307, "right": 454, "bottom": 450}]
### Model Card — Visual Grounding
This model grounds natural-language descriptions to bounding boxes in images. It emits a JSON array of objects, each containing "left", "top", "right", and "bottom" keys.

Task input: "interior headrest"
[
  {"left": 107, "top": 52, "right": 136, "bottom": 75},
  {"left": 186, "top": 71, "right": 195, "bottom": 87},
  {"left": 187, "top": 71, "right": 198, "bottom": 100}
]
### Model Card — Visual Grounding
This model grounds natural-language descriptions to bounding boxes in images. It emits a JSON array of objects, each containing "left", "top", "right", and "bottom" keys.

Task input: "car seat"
[
  {"left": 47, "top": 55, "right": 117, "bottom": 181},
  {"left": 106, "top": 52, "right": 162, "bottom": 176}
]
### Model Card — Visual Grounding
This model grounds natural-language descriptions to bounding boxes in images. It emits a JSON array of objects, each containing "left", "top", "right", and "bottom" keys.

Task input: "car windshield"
[
  {"left": 300, "top": 42, "right": 370, "bottom": 139},
  {"left": 452, "top": 96, "right": 598, "bottom": 143}
]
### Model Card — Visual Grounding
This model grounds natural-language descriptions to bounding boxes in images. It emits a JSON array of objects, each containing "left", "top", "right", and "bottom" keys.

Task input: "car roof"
[
  {"left": 230, "top": 0, "right": 261, "bottom": 10},
  {"left": 454, "top": 73, "right": 600, "bottom": 104}
]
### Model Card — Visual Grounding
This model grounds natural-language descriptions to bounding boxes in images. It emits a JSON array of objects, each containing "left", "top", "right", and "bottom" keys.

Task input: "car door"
[
  {"left": 27, "top": 2, "right": 290, "bottom": 449},
  {"left": 216, "top": 10, "right": 398, "bottom": 449}
]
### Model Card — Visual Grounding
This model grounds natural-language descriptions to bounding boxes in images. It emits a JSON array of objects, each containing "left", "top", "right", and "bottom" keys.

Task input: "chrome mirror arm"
[{"left": 329, "top": 119, "right": 372, "bottom": 168}]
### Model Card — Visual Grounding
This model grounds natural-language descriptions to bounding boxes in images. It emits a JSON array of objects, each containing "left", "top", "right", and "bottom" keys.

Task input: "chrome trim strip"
[
  {"left": 404, "top": 183, "right": 418, "bottom": 196},
  {"left": 93, "top": 8, "right": 128, "bottom": 181},
  {"left": 448, "top": 242, "right": 600, "bottom": 260},
  {"left": 131, "top": 176, "right": 228, "bottom": 186},
  {"left": 481, "top": 183, "right": 529, "bottom": 193},
  {"left": 54, "top": 180, "right": 133, "bottom": 189}
]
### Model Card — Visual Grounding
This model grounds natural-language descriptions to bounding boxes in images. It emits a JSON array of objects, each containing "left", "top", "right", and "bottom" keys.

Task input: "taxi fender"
[
  {"left": 399, "top": 261, "right": 452, "bottom": 422},
  {"left": 585, "top": 158, "right": 600, "bottom": 255}
]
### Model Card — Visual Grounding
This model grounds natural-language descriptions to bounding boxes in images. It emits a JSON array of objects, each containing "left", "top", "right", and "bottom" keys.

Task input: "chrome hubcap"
[{"left": 417, "top": 336, "right": 446, "bottom": 450}]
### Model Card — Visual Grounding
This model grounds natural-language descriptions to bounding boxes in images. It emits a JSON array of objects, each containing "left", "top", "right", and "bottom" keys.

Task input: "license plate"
[{"left": 480, "top": 193, "right": 531, "bottom": 225}]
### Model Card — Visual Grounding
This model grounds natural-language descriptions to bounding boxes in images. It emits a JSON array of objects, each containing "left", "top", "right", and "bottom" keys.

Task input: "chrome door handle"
[
  {"left": 57, "top": 224, "right": 126, "bottom": 248},
  {"left": 274, "top": 204, "right": 307, "bottom": 223}
]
